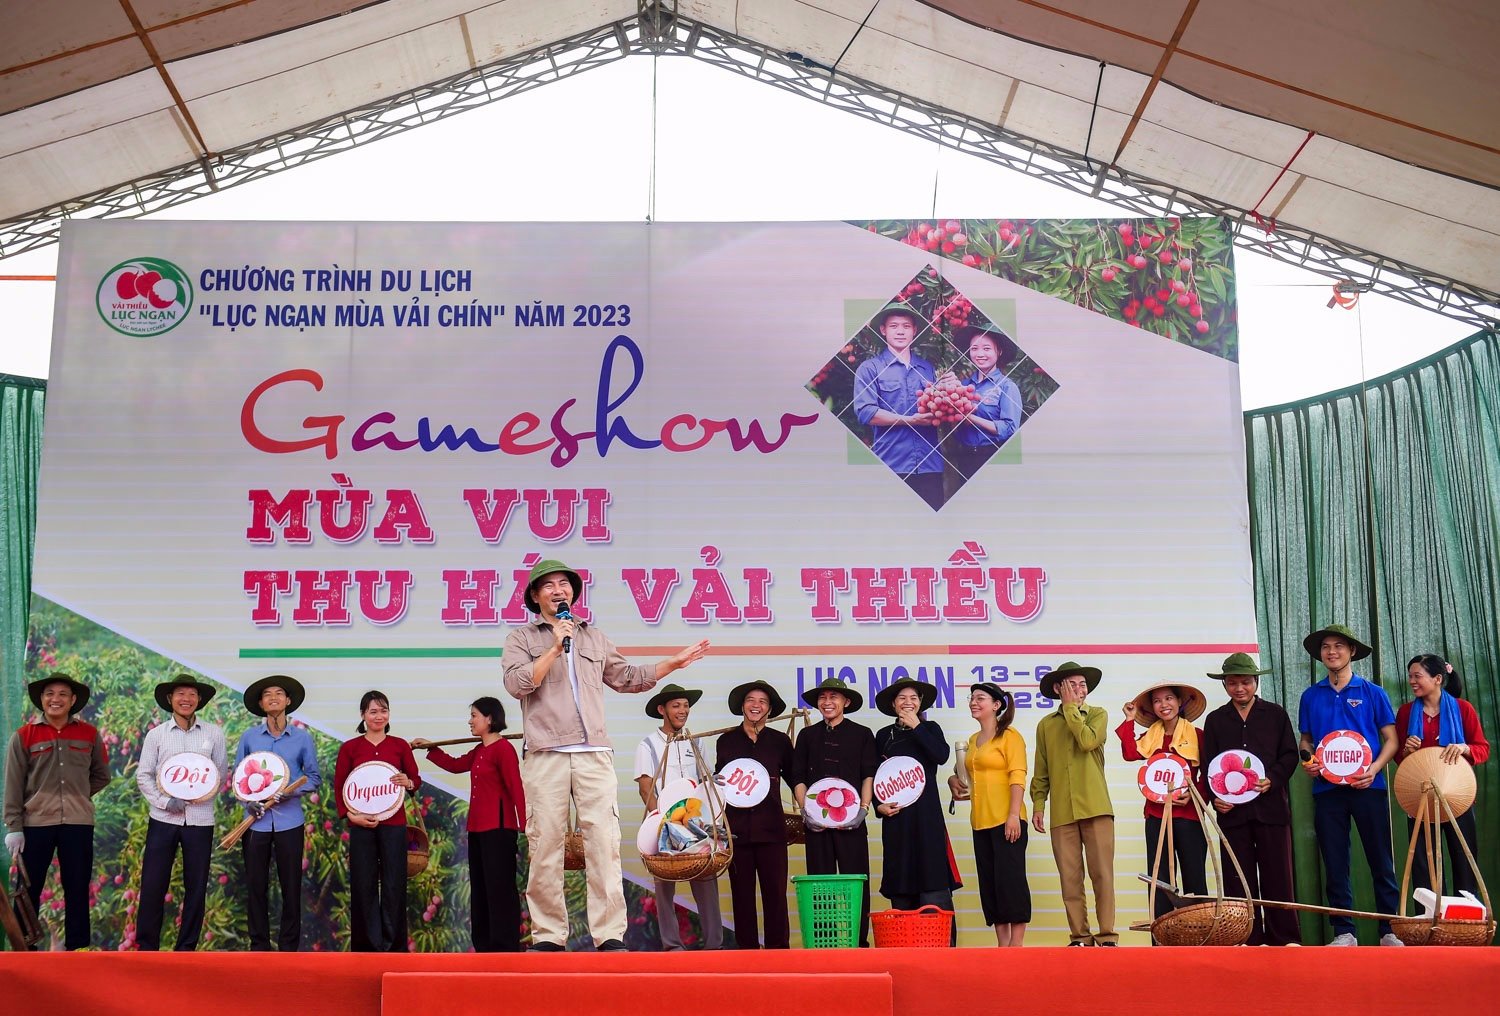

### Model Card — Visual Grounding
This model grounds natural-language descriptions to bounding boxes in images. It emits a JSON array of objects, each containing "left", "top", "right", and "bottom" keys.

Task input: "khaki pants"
[
  {"left": 523, "top": 749, "right": 627, "bottom": 947},
  {"left": 1049, "top": 815, "right": 1116, "bottom": 944}
]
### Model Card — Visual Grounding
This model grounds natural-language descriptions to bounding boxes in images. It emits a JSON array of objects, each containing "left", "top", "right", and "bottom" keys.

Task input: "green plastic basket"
[{"left": 792, "top": 874, "right": 867, "bottom": 948}]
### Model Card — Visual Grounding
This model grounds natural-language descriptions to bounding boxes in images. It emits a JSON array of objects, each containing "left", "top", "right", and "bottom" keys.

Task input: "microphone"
[{"left": 557, "top": 602, "right": 573, "bottom": 653}]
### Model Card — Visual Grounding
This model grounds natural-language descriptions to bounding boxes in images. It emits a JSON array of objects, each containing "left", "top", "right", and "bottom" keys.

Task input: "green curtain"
[
  {"left": 1, "top": 374, "right": 45, "bottom": 912},
  {"left": 1247, "top": 329, "right": 1500, "bottom": 942}
]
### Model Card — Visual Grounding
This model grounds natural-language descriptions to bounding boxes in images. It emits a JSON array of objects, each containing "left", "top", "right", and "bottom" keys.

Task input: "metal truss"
[
  {"left": 3, "top": 6, "right": 1496, "bottom": 330},
  {"left": 0, "top": 20, "right": 635, "bottom": 259}
]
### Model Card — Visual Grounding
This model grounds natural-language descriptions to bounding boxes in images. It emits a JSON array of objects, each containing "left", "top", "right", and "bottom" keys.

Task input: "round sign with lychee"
[
  {"left": 803, "top": 777, "right": 861, "bottom": 828},
  {"left": 95, "top": 256, "right": 194, "bottom": 337},
  {"left": 232, "top": 751, "right": 290, "bottom": 803},
  {"left": 1207, "top": 750, "right": 1266, "bottom": 805}
]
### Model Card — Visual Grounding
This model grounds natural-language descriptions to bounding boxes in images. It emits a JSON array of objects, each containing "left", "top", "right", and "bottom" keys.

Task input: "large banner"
[{"left": 25, "top": 218, "right": 1254, "bottom": 949}]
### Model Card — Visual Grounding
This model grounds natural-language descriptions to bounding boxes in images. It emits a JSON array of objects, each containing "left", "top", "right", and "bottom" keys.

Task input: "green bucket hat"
[
  {"left": 874, "top": 677, "right": 938, "bottom": 716},
  {"left": 871, "top": 301, "right": 925, "bottom": 331},
  {"left": 1302, "top": 623, "right": 1373, "bottom": 662},
  {"left": 524, "top": 559, "right": 583, "bottom": 615},
  {"left": 154, "top": 673, "right": 217, "bottom": 712},
  {"left": 1207, "top": 652, "right": 1272, "bottom": 679},
  {"left": 243, "top": 674, "right": 306, "bottom": 717},
  {"left": 1040, "top": 661, "right": 1102, "bottom": 700},
  {"left": 728, "top": 680, "right": 787, "bottom": 719},
  {"left": 801, "top": 676, "right": 863, "bottom": 713},
  {"left": 27, "top": 672, "right": 90, "bottom": 713},
  {"left": 644, "top": 683, "right": 702, "bottom": 718}
]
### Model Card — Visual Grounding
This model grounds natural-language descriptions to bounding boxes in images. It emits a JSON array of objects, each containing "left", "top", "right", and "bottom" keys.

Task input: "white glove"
[
  {"left": 802, "top": 807, "right": 829, "bottom": 832},
  {"left": 4, "top": 831, "right": 23, "bottom": 857},
  {"left": 851, "top": 806, "right": 869, "bottom": 829},
  {"left": 165, "top": 796, "right": 188, "bottom": 812}
]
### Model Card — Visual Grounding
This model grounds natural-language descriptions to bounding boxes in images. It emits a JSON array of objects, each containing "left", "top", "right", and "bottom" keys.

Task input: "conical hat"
[{"left": 1393, "top": 747, "right": 1476, "bottom": 820}]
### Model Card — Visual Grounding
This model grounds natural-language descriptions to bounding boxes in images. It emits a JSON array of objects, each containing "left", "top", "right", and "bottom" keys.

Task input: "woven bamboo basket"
[
  {"left": 1151, "top": 898, "right": 1255, "bottom": 946},
  {"left": 784, "top": 810, "right": 806, "bottom": 844},
  {"left": 1146, "top": 783, "right": 1253, "bottom": 946},
  {"left": 406, "top": 798, "right": 431, "bottom": 877},
  {"left": 1392, "top": 773, "right": 1493, "bottom": 945},
  {"left": 1388, "top": 916, "right": 1496, "bottom": 947},
  {"left": 643, "top": 846, "right": 732, "bottom": 882}
]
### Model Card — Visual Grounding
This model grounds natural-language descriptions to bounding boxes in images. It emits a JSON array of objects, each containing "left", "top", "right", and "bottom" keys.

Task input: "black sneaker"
[
  {"left": 530, "top": 941, "right": 566, "bottom": 952},
  {"left": 595, "top": 939, "right": 629, "bottom": 952},
  {"left": 1098, "top": 941, "right": 1118, "bottom": 947}
]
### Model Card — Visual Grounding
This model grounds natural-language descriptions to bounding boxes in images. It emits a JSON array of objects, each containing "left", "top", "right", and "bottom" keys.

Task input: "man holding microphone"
[{"left": 502, "top": 559, "right": 709, "bottom": 952}]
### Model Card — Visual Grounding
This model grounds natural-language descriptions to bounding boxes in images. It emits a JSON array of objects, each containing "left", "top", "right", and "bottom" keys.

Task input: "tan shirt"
[{"left": 501, "top": 620, "right": 658, "bottom": 751}]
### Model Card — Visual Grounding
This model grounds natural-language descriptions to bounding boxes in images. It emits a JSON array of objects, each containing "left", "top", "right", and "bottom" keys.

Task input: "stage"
[{"left": 1, "top": 947, "right": 1495, "bottom": 1015}]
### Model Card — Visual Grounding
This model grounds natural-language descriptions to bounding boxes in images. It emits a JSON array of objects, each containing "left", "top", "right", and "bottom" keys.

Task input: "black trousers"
[
  {"left": 470, "top": 828, "right": 521, "bottom": 952},
  {"left": 19, "top": 824, "right": 92, "bottom": 950},
  {"left": 348, "top": 824, "right": 409, "bottom": 952},
  {"left": 1407, "top": 808, "right": 1481, "bottom": 898},
  {"left": 1143, "top": 815, "right": 1208, "bottom": 920},
  {"left": 243, "top": 826, "right": 304, "bottom": 951},
  {"left": 137, "top": 818, "right": 213, "bottom": 950},
  {"left": 805, "top": 827, "right": 871, "bottom": 947},
  {"left": 1220, "top": 820, "right": 1299, "bottom": 945},
  {"left": 727, "top": 840, "right": 790, "bottom": 949}
]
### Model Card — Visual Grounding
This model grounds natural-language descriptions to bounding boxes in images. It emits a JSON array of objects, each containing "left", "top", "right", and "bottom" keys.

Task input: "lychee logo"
[{"left": 96, "top": 257, "right": 193, "bottom": 336}]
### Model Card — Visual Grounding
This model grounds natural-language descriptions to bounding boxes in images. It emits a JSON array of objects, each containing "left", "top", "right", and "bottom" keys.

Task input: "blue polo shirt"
[
  {"left": 1297, "top": 673, "right": 1396, "bottom": 794},
  {"left": 236, "top": 721, "right": 322, "bottom": 831},
  {"left": 954, "top": 368, "right": 1022, "bottom": 449},
  {"left": 852, "top": 349, "right": 941, "bottom": 475}
]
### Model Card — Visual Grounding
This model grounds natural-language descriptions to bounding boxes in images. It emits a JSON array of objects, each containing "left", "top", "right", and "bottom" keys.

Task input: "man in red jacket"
[{"left": 4, "top": 673, "right": 112, "bottom": 950}]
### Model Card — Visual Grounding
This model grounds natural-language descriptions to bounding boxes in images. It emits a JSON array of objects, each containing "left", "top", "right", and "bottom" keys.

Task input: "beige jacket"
[{"left": 502, "top": 620, "right": 658, "bottom": 751}]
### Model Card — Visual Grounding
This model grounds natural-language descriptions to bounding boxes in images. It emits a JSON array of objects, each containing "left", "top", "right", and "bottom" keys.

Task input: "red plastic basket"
[{"left": 870, "top": 905, "right": 954, "bottom": 947}]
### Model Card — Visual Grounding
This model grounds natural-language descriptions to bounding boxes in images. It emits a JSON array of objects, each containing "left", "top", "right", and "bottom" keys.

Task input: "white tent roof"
[{"left": 3, "top": 0, "right": 1498, "bottom": 310}]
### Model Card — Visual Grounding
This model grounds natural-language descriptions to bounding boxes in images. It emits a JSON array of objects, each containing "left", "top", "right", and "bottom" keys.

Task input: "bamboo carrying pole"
[
  {"left": 219, "top": 776, "right": 308, "bottom": 850},
  {"left": 663, "top": 708, "right": 813, "bottom": 744},
  {"left": 410, "top": 732, "right": 524, "bottom": 749}
]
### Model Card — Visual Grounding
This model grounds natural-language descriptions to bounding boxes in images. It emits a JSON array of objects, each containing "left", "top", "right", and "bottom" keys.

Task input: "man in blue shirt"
[
  {"left": 948, "top": 321, "right": 1022, "bottom": 480},
  {"left": 852, "top": 302, "right": 944, "bottom": 509},
  {"left": 235, "top": 674, "right": 321, "bottom": 951},
  {"left": 1296, "top": 624, "right": 1402, "bottom": 946}
]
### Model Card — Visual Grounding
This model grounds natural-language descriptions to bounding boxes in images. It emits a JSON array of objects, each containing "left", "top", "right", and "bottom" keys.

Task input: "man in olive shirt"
[{"left": 1030, "top": 662, "right": 1116, "bottom": 945}]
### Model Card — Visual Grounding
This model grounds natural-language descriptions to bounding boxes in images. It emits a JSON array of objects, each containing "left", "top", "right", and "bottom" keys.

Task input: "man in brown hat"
[
  {"left": 135, "top": 674, "right": 226, "bottom": 950},
  {"left": 792, "top": 676, "right": 879, "bottom": 946},
  {"left": 632, "top": 683, "right": 721, "bottom": 950},
  {"left": 3, "top": 673, "right": 111, "bottom": 950},
  {"left": 502, "top": 559, "right": 709, "bottom": 952},
  {"left": 1030, "top": 662, "right": 1116, "bottom": 945},
  {"left": 1200, "top": 653, "right": 1300, "bottom": 945},
  {"left": 715, "top": 680, "right": 794, "bottom": 949}
]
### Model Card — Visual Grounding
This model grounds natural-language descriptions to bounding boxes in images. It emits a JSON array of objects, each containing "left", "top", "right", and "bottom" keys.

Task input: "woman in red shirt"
[
  {"left": 1116, "top": 682, "right": 1210, "bottom": 924},
  {"left": 413, "top": 696, "right": 526, "bottom": 952},
  {"left": 1394, "top": 654, "right": 1490, "bottom": 897},
  {"left": 334, "top": 690, "right": 420, "bottom": 952}
]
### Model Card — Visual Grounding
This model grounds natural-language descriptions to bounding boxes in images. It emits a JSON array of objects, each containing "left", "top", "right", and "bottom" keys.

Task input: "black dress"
[{"left": 874, "top": 719, "right": 960, "bottom": 897}]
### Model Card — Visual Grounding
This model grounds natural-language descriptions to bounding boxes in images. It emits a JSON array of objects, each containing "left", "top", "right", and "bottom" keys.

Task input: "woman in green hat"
[{"left": 872, "top": 678, "right": 960, "bottom": 944}]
